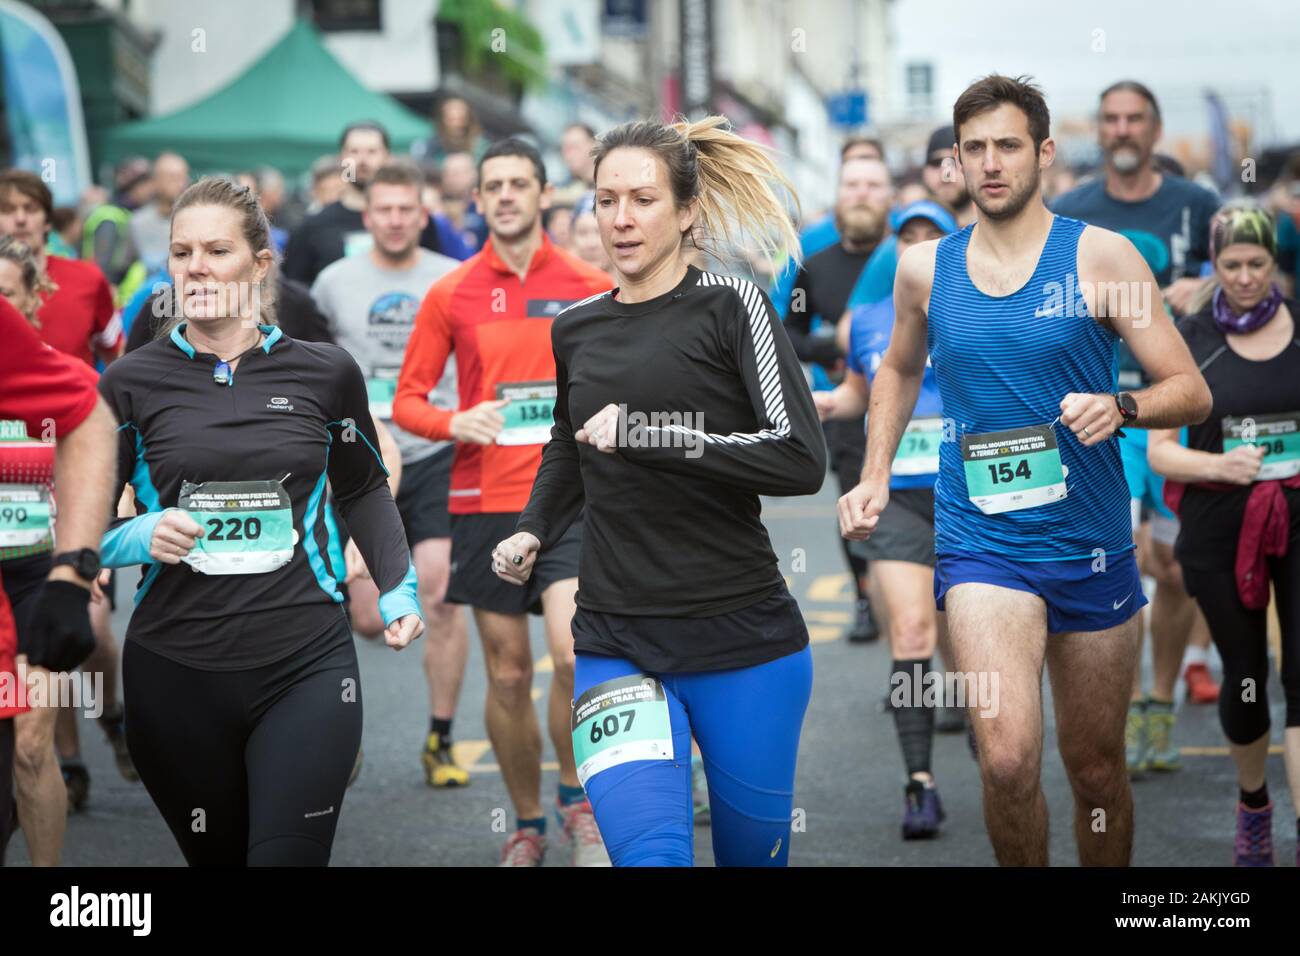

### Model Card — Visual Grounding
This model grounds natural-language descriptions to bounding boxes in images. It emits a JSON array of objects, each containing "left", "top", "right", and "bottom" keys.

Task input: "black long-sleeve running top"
[
  {"left": 517, "top": 265, "right": 826, "bottom": 618},
  {"left": 99, "top": 324, "right": 418, "bottom": 670}
]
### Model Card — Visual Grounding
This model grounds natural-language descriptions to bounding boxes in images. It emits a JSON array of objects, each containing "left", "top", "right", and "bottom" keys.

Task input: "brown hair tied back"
[{"left": 158, "top": 177, "right": 279, "bottom": 337}]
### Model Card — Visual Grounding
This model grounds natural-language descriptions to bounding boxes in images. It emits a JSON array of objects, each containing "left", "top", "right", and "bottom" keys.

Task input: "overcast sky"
[{"left": 892, "top": 0, "right": 1299, "bottom": 148}]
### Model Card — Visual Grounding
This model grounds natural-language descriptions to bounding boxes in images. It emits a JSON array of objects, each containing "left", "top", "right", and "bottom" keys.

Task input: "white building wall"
[
  {"left": 101, "top": 0, "right": 438, "bottom": 116},
  {"left": 888, "top": 0, "right": 1296, "bottom": 144},
  {"left": 322, "top": 0, "right": 439, "bottom": 94}
]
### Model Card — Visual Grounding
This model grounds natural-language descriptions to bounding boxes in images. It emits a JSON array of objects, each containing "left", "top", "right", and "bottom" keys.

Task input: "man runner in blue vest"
[{"left": 840, "top": 75, "right": 1211, "bottom": 866}]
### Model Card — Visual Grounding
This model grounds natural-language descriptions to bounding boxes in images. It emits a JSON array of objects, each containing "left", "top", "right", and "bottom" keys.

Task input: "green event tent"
[{"left": 100, "top": 20, "right": 430, "bottom": 176}]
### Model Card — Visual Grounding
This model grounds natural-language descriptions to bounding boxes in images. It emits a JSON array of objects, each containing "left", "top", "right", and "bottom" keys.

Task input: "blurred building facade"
[{"left": 29, "top": 0, "right": 896, "bottom": 214}]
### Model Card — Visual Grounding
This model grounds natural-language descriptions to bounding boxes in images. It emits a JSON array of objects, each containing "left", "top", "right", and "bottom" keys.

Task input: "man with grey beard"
[
  {"left": 1053, "top": 80, "right": 1221, "bottom": 780},
  {"left": 1053, "top": 81, "right": 1218, "bottom": 315},
  {"left": 783, "top": 156, "right": 894, "bottom": 644}
]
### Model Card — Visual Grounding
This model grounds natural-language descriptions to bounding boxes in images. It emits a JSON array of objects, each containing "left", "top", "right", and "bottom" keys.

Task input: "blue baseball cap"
[{"left": 889, "top": 199, "right": 958, "bottom": 236}]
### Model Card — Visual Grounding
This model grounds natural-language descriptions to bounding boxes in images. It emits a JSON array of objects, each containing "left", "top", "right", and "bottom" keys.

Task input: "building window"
[{"left": 309, "top": 0, "right": 382, "bottom": 32}]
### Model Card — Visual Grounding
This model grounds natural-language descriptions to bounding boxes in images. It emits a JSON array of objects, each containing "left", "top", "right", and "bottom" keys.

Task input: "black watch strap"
[{"left": 51, "top": 549, "right": 101, "bottom": 582}]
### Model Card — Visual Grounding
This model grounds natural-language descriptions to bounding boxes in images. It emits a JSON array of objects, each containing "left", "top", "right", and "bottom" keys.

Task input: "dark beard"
[
  {"left": 836, "top": 207, "right": 885, "bottom": 247},
  {"left": 972, "top": 170, "right": 1039, "bottom": 222}
]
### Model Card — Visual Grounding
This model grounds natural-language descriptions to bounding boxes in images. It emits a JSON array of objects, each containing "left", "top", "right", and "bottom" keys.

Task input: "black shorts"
[
  {"left": 0, "top": 717, "right": 13, "bottom": 865},
  {"left": 851, "top": 487, "right": 936, "bottom": 567},
  {"left": 102, "top": 569, "right": 117, "bottom": 612},
  {"left": 2, "top": 552, "right": 51, "bottom": 655},
  {"left": 824, "top": 417, "right": 866, "bottom": 495},
  {"left": 396, "top": 447, "right": 452, "bottom": 545},
  {"left": 446, "top": 512, "right": 582, "bottom": 616}
]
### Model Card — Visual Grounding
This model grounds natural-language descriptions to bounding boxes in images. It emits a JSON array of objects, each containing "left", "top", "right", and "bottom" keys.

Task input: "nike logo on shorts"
[{"left": 1113, "top": 593, "right": 1133, "bottom": 610}]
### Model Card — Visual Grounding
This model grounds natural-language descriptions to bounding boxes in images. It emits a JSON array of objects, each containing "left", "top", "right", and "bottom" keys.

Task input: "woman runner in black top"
[
  {"left": 98, "top": 179, "right": 423, "bottom": 866},
  {"left": 1148, "top": 203, "right": 1300, "bottom": 867},
  {"left": 492, "top": 117, "right": 825, "bottom": 866}
]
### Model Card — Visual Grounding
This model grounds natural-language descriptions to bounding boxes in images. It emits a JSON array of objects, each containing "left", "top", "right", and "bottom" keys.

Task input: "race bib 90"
[
  {"left": 0, "top": 419, "right": 55, "bottom": 551},
  {"left": 0, "top": 484, "right": 52, "bottom": 549},
  {"left": 1223, "top": 412, "right": 1300, "bottom": 481},
  {"left": 571, "top": 675, "right": 673, "bottom": 788},
  {"left": 962, "top": 424, "right": 1068, "bottom": 515},
  {"left": 178, "top": 479, "right": 297, "bottom": 575}
]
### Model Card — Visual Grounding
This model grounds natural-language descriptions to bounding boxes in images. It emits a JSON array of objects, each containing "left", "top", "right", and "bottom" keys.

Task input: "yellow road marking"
[
  {"left": 459, "top": 739, "right": 553, "bottom": 775},
  {"left": 807, "top": 573, "right": 853, "bottom": 603},
  {"left": 457, "top": 740, "right": 1278, "bottom": 778},
  {"left": 808, "top": 625, "right": 840, "bottom": 645},
  {"left": 452, "top": 740, "right": 493, "bottom": 768},
  {"left": 805, "top": 609, "right": 851, "bottom": 624},
  {"left": 536, "top": 653, "right": 553, "bottom": 674},
  {"left": 471, "top": 761, "right": 561, "bottom": 774},
  {"left": 531, "top": 687, "right": 542, "bottom": 701}
]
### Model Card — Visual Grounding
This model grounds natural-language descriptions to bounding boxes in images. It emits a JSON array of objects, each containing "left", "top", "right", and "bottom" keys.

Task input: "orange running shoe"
[{"left": 1184, "top": 662, "right": 1220, "bottom": 704}]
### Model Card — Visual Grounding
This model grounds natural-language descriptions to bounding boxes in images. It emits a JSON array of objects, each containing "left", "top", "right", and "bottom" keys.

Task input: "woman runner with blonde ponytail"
[{"left": 491, "top": 117, "right": 826, "bottom": 866}]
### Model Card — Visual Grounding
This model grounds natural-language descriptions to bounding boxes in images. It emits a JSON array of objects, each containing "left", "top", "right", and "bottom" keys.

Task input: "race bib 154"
[{"left": 962, "top": 424, "right": 1068, "bottom": 515}]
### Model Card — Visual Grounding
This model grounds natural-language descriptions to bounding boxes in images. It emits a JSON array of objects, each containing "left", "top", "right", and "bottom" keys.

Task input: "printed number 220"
[
  {"left": 206, "top": 517, "right": 263, "bottom": 541},
  {"left": 589, "top": 709, "right": 636, "bottom": 744}
]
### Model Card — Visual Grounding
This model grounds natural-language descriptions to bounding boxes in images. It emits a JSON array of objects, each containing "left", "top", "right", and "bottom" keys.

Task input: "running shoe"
[
  {"left": 1145, "top": 701, "right": 1181, "bottom": 772},
  {"left": 692, "top": 756, "right": 711, "bottom": 826},
  {"left": 95, "top": 704, "right": 139, "bottom": 782},
  {"left": 1125, "top": 701, "right": 1149, "bottom": 775},
  {"left": 901, "top": 779, "right": 945, "bottom": 840},
  {"left": 61, "top": 759, "right": 89, "bottom": 813},
  {"left": 499, "top": 827, "right": 546, "bottom": 867},
  {"left": 421, "top": 733, "right": 470, "bottom": 788},
  {"left": 1183, "top": 662, "right": 1220, "bottom": 704},
  {"left": 1233, "top": 802, "right": 1273, "bottom": 867},
  {"left": 846, "top": 597, "right": 880, "bottom": 644},
  {"left": 556, "top": 797, "right": 611, "bottom": 866}
]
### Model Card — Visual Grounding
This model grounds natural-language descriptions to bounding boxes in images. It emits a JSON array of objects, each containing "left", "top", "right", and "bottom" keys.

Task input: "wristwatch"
[
  {"left": 1114, "top": 392, "right": 1138, "bottom": 437},
  {"left": 51, "top": 549, "right": 102, "bottom": 583}
]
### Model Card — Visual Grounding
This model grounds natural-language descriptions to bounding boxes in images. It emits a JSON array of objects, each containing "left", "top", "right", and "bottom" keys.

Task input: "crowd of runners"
[{"left": 0, "top": 74, "right": 1297, "bottom": 867}]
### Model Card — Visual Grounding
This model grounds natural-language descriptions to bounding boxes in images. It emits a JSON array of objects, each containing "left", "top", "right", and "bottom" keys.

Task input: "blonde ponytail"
[
  {"left": 672, "top": 115, "right": 801, "bottom": 272},
  {"left": 593, "top": 116, "right": 802, "bottom": 274}
]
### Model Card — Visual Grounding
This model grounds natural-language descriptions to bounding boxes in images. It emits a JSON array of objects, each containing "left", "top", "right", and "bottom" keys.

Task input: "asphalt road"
[{"left": 8, "top": 479, "right": 1292, "bottom": 867}]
